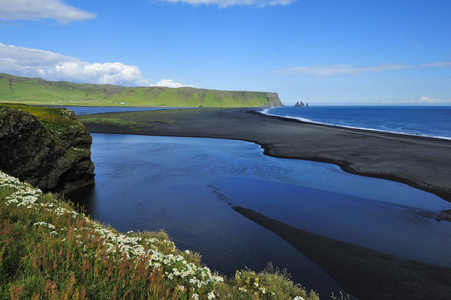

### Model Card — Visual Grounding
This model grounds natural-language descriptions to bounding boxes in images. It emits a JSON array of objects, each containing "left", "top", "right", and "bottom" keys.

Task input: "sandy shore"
[
  {"left": 82, "top": 107, "right": 451, "bottom": 299},
  {"left": 83, "top": 107, "right": 451, "bottom": 201},
  {"left": 234, "top": 207, "right": 451, "bottom": 300}
]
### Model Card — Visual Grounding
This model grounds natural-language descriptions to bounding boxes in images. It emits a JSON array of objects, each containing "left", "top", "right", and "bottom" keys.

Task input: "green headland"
[{"left": 0, "top": 73, "right": 283, "bottom": 107}]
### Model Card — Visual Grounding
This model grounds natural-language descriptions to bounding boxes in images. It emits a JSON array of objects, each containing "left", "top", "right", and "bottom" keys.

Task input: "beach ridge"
[
  {"left": 80, "top": 107, "right": 451, "bottom": 202},
  {"left": 233, "top": 206, "right": 451, "bottom": 300}
]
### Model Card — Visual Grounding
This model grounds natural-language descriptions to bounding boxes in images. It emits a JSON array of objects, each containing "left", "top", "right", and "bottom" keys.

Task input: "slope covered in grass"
[
  {"left": 0, "top": 73, "right": 283, "bottom": 108},
  {"left": 0, "top": 170, "right": 319, "bottom": 299}
]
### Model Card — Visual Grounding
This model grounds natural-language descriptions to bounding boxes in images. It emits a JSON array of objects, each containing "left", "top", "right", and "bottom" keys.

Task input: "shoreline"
[
  {"left": 248, "top": 109, "right": 451, "bottom": 201},
  {"left": 259, "top": 108, "right": 451, "bottom": 141},
  {"left": 233, "top": 206, "right": 451, "bottom": 300},
  {"left": 79, "top": 107, "right": 451, "bottom": 299},
  {"left": 81, "top": 107, "right": 451, "bottom": 202}
]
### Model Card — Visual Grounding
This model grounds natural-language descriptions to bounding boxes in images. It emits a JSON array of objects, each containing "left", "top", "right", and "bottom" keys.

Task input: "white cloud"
[
  {"left": 158, "top": 0, "right": 296, "bottom": 7},
  {"left": 48, "top": 62, "right": 151, "bottom": 86},
  {"left": 0, "top": 43, "right": 150, "bottom": 86},
  {"left": 0, "top": 0, "right": 96, "bottom": 23},
  {"left": 151, "top": 79, "right": 193, "bottom": 88},
  {"left": 382, "top": 97, "right": 451, "bottom": 105},
  {"left": 276, "top": 62, "right": 451, "bottom": 76},
  {"left": 0, "top": 42, "right": 78, "bottom": 73},
  {"left": 0, "top": 43, "right": 195, "bottom": 88}
]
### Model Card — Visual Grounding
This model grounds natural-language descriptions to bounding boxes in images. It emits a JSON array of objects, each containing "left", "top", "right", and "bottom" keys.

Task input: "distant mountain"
[{"left": 0, "top": 73, "right": 283, "bottom": 107}]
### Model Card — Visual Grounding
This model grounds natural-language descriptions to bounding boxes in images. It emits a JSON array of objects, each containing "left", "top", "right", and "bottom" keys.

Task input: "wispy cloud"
[
  {"left": 158, "top": 0, "right": 296, "bottom": 8},
  {"left": 0, "top": 43, "right": 150, "bottom": 86},
  {"left": 275, "top": 62, "right": 451, "bottom": 76},
  {"left": 0, "top": 0, "right": 96, "bottom": 24},
  {"left": 382, "top": 97, "right": 451, "bottom": 105}
]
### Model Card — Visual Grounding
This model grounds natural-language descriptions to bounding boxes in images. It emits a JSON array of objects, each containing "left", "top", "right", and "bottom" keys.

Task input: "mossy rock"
[{"left": 0, "top": 104, "right": 95, "bottom": 193}]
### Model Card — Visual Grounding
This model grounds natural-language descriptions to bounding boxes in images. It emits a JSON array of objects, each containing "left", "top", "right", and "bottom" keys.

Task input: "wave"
[{"left": 259, "top": 108, "right": 451, "bottom": 141}]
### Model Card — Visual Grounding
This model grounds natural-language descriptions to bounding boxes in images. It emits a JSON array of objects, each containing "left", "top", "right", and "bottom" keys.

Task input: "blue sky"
[{"left": 0, "top": 0, "right": 450, "bottom": 105}]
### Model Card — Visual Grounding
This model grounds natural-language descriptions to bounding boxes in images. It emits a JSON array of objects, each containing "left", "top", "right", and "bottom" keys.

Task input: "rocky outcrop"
[
  {"left": 295, "top": 101, "right": 308, "bottom": 107},
  {"left": 0, "top": 105, "right": 95, "bottom": 193},
  {"left": 264, "top": 92, "right": 284, "bottom": 107},
  {"left": 436, "top": 210, "right": 451, "bottom": 222}
]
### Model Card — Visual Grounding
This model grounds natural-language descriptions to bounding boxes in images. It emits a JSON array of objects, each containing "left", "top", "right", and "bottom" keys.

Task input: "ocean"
[
  {"left": 65, "top": 105, "right": 451, "bottom": 141},
  {"left": 260, "top": 106, "right": 451, "bottom": 140}
]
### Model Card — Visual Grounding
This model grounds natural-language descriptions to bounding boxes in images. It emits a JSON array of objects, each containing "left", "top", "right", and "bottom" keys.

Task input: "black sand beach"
[
  {"left": 82, "top": 108, "right": 451, "bottom": 202},
  {"left": 81, "top": 108, "right": 451, "bottom": 299},
  {"left": 234, "top": 207, "right": 451, "bottom": 300}
]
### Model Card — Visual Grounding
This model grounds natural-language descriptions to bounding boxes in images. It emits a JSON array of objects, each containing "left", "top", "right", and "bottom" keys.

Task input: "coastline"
[
  {"left": 233, "top": 206, "right": 451, "bottom": 300},
  {"left": 80, "top": 107, "right": 451, "bottom": 299},
  {"left": 81, "top": 107, "right": 451, "bottom": 202},
  {"left": 259, "top": 107, "right": 451, "bottom": 141}
]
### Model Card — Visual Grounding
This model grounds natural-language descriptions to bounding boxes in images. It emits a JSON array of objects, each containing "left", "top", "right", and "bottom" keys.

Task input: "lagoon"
[{"left": 68, "top": 133, "right": 451, "bottom": 297}]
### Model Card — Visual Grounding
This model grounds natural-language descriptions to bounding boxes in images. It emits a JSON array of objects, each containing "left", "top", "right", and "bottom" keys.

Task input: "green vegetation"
[
  {"left": 1, "top": 103, "right": 95, "bottom": 195},
  {"left": 0, "top": 103, "right": 85, "bottom": 135},
  {"left": 0, "top": 73, "right": 283, "bottom": 108},
  {"left": 77, "top": 108, "right": 214, "bottom": 132},
  {"left": 0, "top": 170, "right": 320, "bottom": 299},
  {"left": 77, "top": 117, "right": 144, "bottom": 129}
]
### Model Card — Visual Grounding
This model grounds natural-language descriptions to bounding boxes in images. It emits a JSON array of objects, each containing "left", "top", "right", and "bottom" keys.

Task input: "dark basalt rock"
[
  {"left": 0, "top": 106, "right": 95, "bottom": 194},
  {"left": 436, "top": 209, "right": 451, "bottom": 222}
]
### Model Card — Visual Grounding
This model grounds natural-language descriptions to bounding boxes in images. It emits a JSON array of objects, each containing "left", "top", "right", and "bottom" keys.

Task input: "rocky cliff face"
[
  {"left": 264, "top": 92, "right": 284, "bottom": 107},
  {"left": 0, "top": 105, "right": 95, "bottom": 193}
]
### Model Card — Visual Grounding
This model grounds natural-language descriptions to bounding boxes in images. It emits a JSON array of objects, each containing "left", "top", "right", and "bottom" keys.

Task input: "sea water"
[
  {"left": 48, "top": 106, "right": 194, "bottom": 115},
  {"left": 68, "top": 133, "right": 451, "bottom": 298},
  {"left": 261, "top": 106, "right": 451, "bottom": 140}
]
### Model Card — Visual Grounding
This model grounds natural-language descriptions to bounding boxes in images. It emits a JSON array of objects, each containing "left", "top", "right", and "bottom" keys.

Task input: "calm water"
[
  {"left": 48, "top": 106, "right": 196, "bottom": 115},
  {"left": 68, "top": 133, "right": 451, "bottom": 297},
  {"left": 262, "top": 106, "right": 451, "bottom": 139}
]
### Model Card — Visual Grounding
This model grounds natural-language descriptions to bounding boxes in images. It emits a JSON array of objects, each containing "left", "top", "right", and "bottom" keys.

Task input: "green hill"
[{"left": 0, "top": 73, "right": 283, "bottom": 107}]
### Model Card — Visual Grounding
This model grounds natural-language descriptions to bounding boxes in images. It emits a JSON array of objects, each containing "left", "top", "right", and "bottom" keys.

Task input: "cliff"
[
  {"left": 0, "top": 104, "right": 95, "bottom": 193},
  {"left": 0, "top": 73, "right": 284, "bottom": 108}
]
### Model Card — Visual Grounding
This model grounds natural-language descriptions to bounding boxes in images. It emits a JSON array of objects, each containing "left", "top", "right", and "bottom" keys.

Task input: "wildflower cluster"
[
  {"left": 1, "top": 170, "right": 319, "bottom": 299},
  {"left": 234, "top": 270, "right": 273, "bottom": 297},
  {"left": 85, "top": 223, "right": 224, "bottom": 296},
  {"left": 0, "top": 171, "right": 223, "bottom": 298},
  {"left": 2, "top": 172, "right": 43, "bottom": 209}
]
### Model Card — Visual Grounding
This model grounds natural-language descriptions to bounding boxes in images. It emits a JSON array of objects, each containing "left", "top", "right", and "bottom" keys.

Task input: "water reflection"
[{"left": 68, "top": 133, "right": 451, "bottom": 297}]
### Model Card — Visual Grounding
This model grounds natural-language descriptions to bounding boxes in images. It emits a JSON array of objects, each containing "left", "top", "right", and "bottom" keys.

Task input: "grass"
[
  {"left": 0, "top": 103, "right": 85, "bottom": 135},
  {"left": 0, "top": 73, "right": 282, "bottom": 108},
  {"left": 0, "top": 170, "right": 321, "bottom": 299},
  {"left": 0, "top": 104, "right": 92, "bottom": 172},
  {"left": 77, "top": 109, "right": 216, "bottom": 132},
  {"left": 77, "top": 117, "right": 144, "bottom": 128}
]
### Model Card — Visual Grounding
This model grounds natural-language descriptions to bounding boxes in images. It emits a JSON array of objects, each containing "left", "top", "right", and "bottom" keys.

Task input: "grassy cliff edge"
[
  {"left": 0, "top": 104, "right": 95, "bottom": 193},
  {"left": 0, "top": 73, "right": 283, "bottom": 108},
  {"left": 0, "top": 170, "right": 320, "bottom": 299}
]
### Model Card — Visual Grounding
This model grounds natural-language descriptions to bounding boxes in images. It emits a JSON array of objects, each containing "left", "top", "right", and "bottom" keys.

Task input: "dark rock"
[
  {"left": 436, "top": 209, "right": 451, "bottom": 222},
  {"left": 0, "top": 106, "right": 95, "bottom": 194}
]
